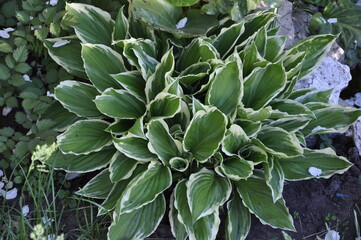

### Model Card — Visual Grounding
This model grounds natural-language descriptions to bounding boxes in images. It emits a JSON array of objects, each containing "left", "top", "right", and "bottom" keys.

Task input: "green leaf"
[
  {"left": 57, "top": 120, "right": 112, "bottom": 155},
  {"left": 165, "top": 0, "right": 200, "bottom": 7},
  {"left": 146, "top": 48, "right": 174, "bottom": 102},
  {"left": 169, "top": 192, "right": 188, "bottom": 240},
  {"left": 183, "top": 108, "right": 227, "bottom": 162},
  {"left": 44, "top": 37, "right": 87, "bottom": 78},
  {"left": 55, "top": 80, "right": 102, "bottom": 118},
  {"left": 218, "top": 156, "right": 254, "bottom": 181},
  {"left": 113, "top": 136, "right": 157, "bottom": 162},
  {"left": 226, "top": 193, "right": 251, "bottom": 240},
  {"left": 236, "top": 177, "right": 295, "bottom": 231},
  {"left": 0, "top": 64, "right": 10, "bottom": 80},
  {"left": 283, "top": 34, "right": 337, "bottom": 79},
  {"left": 243, "top": 62, "right": 286, "bottom": 110},
  {"left": 119, "top": 39, "right": 159, "bottom": 80},
  {"left": 109, "top": 152, "right": 139, "bottom": 182},
  {"left": 13, "top": 45, "right": 28, "bottom": 62},
  {"left": 301, "top": 106, "right": 361, "bottom": 136},
  {"left": 14, "top": 62, "right": 30, "bottom": 73},
  {"left": 109, "top": 194, "right": 165, "bottom": 240},
  {"left": 34, "top": 28, "right": 49, "bottom": 41},
  {"left": 94, "top": 88, "right": 145, "bottom": 119},
  {"left": 211, "top": 22, "right": 245, "bottom": 58},
  {"left": 111, "top": 71, "right": 145, "bottom": 101},
  {"left": 105, "top": 119, "right": 134, "bottom": 135},
  {"left": 46, "top": 147, "right": 115, "bottom": 173},
  {"left": 270, "top": 99, "right": 313, "bottom": 116},
  {"left": 119, "top": 162, "right": 172, "bottom": 213},
  {"left": 178, "top": 62, "right": 211, "bottom": 86},
  {"left": 65, "top": 3, "right": 114, "bottom": 45},
  {"left": 146, "top": 119, "right": 182, "bottom": 165},
  {"left": 133, "top": 0, "right": 218, "bottom": 37},
  {"left": 0, "top": 42, "right": 13, "bottom": 53},
  {"left": 263, "top": 156, "right": 284, "bottom": 202},
  {"left": 268, "top": 117, "right": 310, "bottom": 133},
  {"left": 174, "top": 180, "right": 221, "bottom": 240},
  {"left": 113, "top": 6, "right": 129, "bottom": 42},
  {"left": 255, "top": 126, "right": 303, "bottom": 157},
  {"left": 278, "top": 148, "right": 353, "bottom": 180},
  {"left": 222, "top": 124, "right": 251, "bottom": 156},
  {"left": 82, "top": 43, "right": 126, "bottom": 92},
  {"left": 149, "top": 93, "right": 181, "bottom": 119},
  {"left": 76, "top": 169, "right": 113, "bottom": 199},
  {"left": 206, "top": 60, "right": 243, "bottom": 115},
  {"left": 264, "top": 36, "right": 286, "bottom": 62},
  {"left": 186, "top": 168, "right": 231, "bottom": 221}
]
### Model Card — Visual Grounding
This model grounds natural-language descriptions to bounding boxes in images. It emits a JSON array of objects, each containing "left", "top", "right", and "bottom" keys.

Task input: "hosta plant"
[{"left": 40, "top": 1, "right": 361, "bottom": 239}]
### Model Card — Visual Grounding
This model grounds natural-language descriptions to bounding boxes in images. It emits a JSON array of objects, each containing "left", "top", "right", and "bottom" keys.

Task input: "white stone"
[
  {"left": 65, "top": 172, "right": 81, "bottom": 180},
  {"left": 0, "top": 30, "right": 10, "bottom": 39},
  {"left": 23, "top": 74, "right": 31, "bottom": 82},
  {"left": 277, "top": 1, "right": 295, "bottom": 48},
  {"left": 327, "top": 42, "right": 345, "bottom": 62},
  {"left": 3, "top": 28, "right": 15, "bottom": 32},
  {"left": 0, "top": 182, "right": 4, "bottom": 189},
  {"left": 53, "top": 40, "right": 71, "bottom": 48},
  {"left": 356, "top": 0, "right": 361, "bottom": 7},
  {"left": 324, "top": 230, "right": 340, "bottom": 240},
  {"left": 0, "top": 169, "right": 3, "bottom": 177},
  {"left": 295, "top": 57, "right": 352, "bottom": 105},
  {"left": 327, "top": 18, "right": 338, "bottom": 24},
  {"left": 5, "top": 188, "right": 18, "bottom": 200},
  {"left": 353, "top": 119, "right": 361, "bottom": 156},
  {"left": 308, "top": 167, "right": 322, "bottom": 177},
  {"left": 175, "top": 17, "right": 187, "bottom": 29},
  {"left": 344, "top": 98, "right": 355, "bottom": 106},
  {"left": 22, "top": 205, "right": 30, "bottom": 216},
  {"left": 2, "top": 107, "right": 12, "bottom": 116},
  {"left": 45, "top": 0, "right": 58, "bottom": 6}
]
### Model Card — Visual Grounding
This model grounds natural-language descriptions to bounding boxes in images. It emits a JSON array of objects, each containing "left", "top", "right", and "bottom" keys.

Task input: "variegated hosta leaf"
[
  {"left": 301, "top": 106, "right": 361, "bottom": 136},
  {"left": 76, "top": 169, "right": 113, "bottom": 199},
  {"left": 263, "top": 156, "right": 284, "bottom": 202},
  {"left": 218, "top": 156, "right": 254, "bottom": 181},
  {"left": 100, "top": 164, "right": 148, "bottom": 215},
  {"left": 211, "top": 22, "right": 245, "bottom": 58},
  {"left": 226, "top": 193, "right": 251, "bottom": 240},
  {"left": 169, "top": 192, "right": 188, "bottom": 240},
  {"left": 234, "top": 119, "right": 262, "bottom": 137},
  {"left": 57, "top": 120, "right": 112, "bottom": 155},
  {"left": 237, "top": 106, "right": 272, "bottom": 122},
  {"left": 177, "top": 62, "right": 211, "bottom": 86},
  {"left": 222, "top": 124, "right": 251, "bottom": 156},
  {"left": 113, "top": 7, "right": 129, "bottom": 42},
  {"left": 44, "top": 37, "right": 86, "bottom": 78},
  {"left": 241, "top": 145, "right": 268, "bottom": 164},
  {"left": 177, "top": 38, "right": 219, "bottom": 71},
  {"left": 119, "top": 39, "right": 159, "bottom": 80},
  {"left": 55, "top": 80, "right": 102, "bottom": 118},
  {"left": 146, "top": 48, "right": 174, "bottom": 102},
  {"left": 65, "top": 3, "right": 114, "bottom": 45},
  {"left": 109, "top": 152, "right": 139, "bottom": 183},
  {"left": 113, "top": 136, "right": 157, "bottom": 162},
  {"left": 169, "top": 157, "right": 189, "bottom": 172},
  {"left": 183, "top": 108, "right": 227, "bottom": 162},
  {"left": 255, "top": 126, "right": 303, "bottom": 157},
  {"left": 105, "top": 119, "right": 135, "bottom": 135},
  {"left": 291, "top": 88, "right": 332, "bottom": 104},
  {"left": 94, "top": 88, "right": 146, "bottom": 119},
  {"left": 46, "top": 147, "right": 116, "bottom": 173},
  {"left": 236, "top": 177, "right": 295, "bottom": 231},
  {"left": 111, "top": 71, "right": 145, "bottom": 101},
  {"left": 206, "top": 59, "right": 243, "bottom": 116},
  {"left": 240, "top": 42, "right": 268, "bottom": 77},
  {"left": 118, "top": 162, "right": 172, "bottom": 213},
  {"left": 146, "top": 119, "right": 182, "bottom": 165},
  {"left": 278, "top": 148, "right": 353, "bottom": 180},
  {"left": 82, "top": 43, "right": 126, "bottom": 92},
  {"left": 264, "top": 35, "right": 286, "bottom": 62},
  {"left": 186, "top": 168, "right": 231, "bottom": 221},
  {"left": 149, "top": 93, "right": 181, "bottom": 119},
  {"left": 128, "top": 116, "right": 146, "bottom": 138},
  {"left": 108, "top": 194, "right": 166, "bottom": 240},
  {"left": 174, "top": 180, "right": 220, "bottom": 240},
  {"left": 283, "top": 34, "right": 337, "bottom": 80},
  {"left": 243, "top": 62, "right": 286, "bottom": 110},
  {"left": 270, "top": 99, "right": 313, "bottom": 116},
  {"left": 267, "top": 117, "right": 310, "bottom": 133}
]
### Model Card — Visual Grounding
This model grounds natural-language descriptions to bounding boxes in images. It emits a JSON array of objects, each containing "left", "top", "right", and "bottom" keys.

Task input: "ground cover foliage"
[{"left": 33, "top": 0, "right": 361, "bottom": 239}]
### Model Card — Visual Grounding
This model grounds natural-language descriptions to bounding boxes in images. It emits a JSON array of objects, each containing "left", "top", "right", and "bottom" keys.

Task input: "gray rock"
[
  {"left": 277, "top": 1, "right": 295, "bottom": 48},
  {"left": 353, "top": 119, "right": 361, "bottom": 156},
  {"left": 295, "top": 57, "right": 352, "bottom": 105},
  {"left": 327, "top": 42, "right": 345, "bottom": 62}
]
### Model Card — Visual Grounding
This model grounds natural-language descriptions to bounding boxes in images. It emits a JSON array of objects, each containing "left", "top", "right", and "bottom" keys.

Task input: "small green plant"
[
  {"left": 42, "top": 1, "right": 361, "bottom": 239},
  {"left": 307, "top": 0, "right": 361, "bottom": 66}
]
